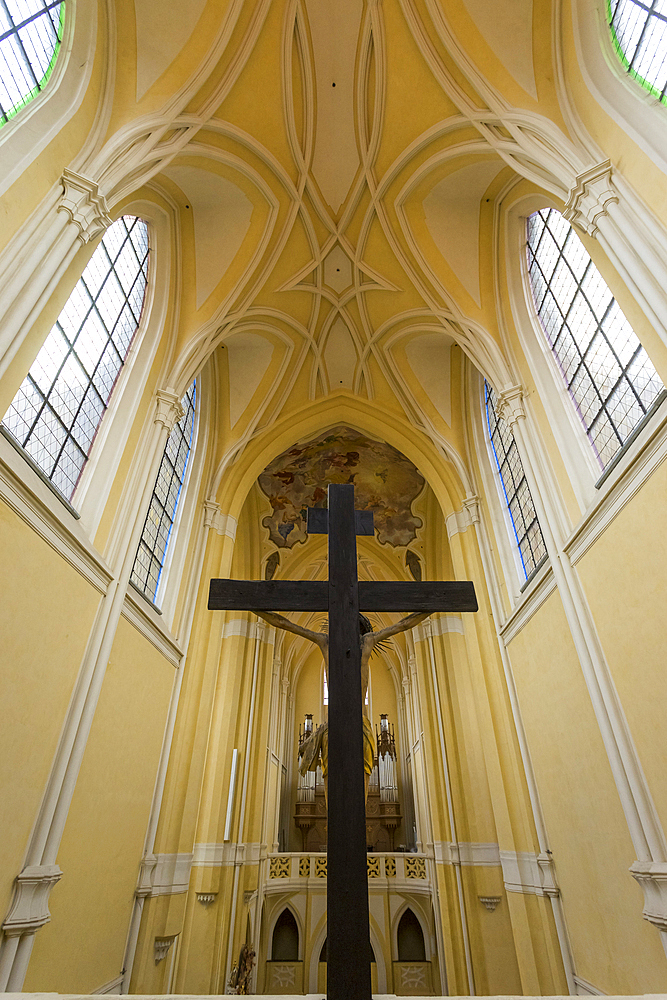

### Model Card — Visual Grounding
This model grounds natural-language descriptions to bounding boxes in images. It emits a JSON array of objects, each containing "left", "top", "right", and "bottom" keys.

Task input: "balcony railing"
[{"left": 266, "top": 852, "right": 428, "bottom": 882}]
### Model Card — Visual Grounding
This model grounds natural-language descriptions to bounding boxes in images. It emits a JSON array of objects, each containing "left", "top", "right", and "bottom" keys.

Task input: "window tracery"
[
  {"left": 527, "top": 209, "right": 664, "bottom": 470},
  {"left": 130, "top": 381, "right": 197, "bottom": 603},
  {"left": 2, "top": 215, "right": 149, "bottom": 501},
  {"left": 485, "top": 382, "right": 547, "bottom": 581},
  {"left": 608, "top": 0, "right": 667, "bottom": 104},
  {"left": 0, "top": 0, "right": 65, "bottom": 125}
]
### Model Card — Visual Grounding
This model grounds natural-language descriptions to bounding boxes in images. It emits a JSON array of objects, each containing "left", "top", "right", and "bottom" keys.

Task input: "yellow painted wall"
[
  {"left": 576, "top": 457, "right": 667, "bottom": 836},
  {"left": 24, "top": 615, "right": 175, "bottom": 992},
  {"left": 0, "top": 498, "right": 101, "bottom": 917},
  {"left": 507, "top": 588, "right": 667, "bottom": 993}
]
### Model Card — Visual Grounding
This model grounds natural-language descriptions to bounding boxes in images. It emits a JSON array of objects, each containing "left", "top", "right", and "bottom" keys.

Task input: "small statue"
[{"left": 227, "top": 942, "right": 255, "bottom": 994}]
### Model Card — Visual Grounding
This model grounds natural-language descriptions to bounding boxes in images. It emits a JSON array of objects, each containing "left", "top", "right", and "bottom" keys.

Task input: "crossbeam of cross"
[{"left": 208, "top": 483, "right": 478, "bottom": 1000}]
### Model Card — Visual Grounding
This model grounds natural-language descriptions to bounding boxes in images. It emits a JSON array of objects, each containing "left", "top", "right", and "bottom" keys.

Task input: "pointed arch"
[
  {"left": 393, "top": 901, "right": 432, "bottom": 962},
  {"left": 271, "top": 906, "right": 300, "bottom": 961}
]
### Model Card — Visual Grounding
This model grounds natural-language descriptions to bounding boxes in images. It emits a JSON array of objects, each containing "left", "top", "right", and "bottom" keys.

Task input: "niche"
[
  {"left": 272, "top": 908, "right": 299, "bottom": 960},
  {"left": 397, "top": 908, "right": 426, "bottom": 961}
]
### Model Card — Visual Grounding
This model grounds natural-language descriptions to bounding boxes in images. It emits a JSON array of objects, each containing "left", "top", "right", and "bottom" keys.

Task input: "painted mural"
[{"left": 258, "top": 426, "right": 425, "bottom": 548}]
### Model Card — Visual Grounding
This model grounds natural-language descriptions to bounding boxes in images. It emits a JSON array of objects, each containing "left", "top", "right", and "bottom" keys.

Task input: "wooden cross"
[{"left": 208, "top": 483, "right": 478, "bottom": 1000}]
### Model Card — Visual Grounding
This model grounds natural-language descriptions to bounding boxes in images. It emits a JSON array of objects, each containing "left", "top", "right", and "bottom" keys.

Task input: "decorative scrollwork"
[
  {"left": 384, "top": 856, "right": 396, "bottom": 877},
  {"left": 367, "top": 856, "right": 381, "bottom": 878},
  {"left": 405, "top": 856, "right": 426, "bottom": 879},
  {"left": 314, "top": 857, "right": 327, "bottom": 878},
  {"left": 299, "top": 856, "right": 310, "bottom": 877},
  {"left": 269, "top": 856, "right": 291, "bottom": 878}
]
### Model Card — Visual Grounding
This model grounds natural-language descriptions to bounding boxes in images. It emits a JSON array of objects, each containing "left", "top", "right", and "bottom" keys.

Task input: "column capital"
[
  {"left": 2, "top": 864, "right": 63, "bottom": 937},
  {"left": 135, "top": 853, "right": 157, "bottom": 898},
  {"left": 462, "top": 495, "right": 481, "bottom": 524},
  {"left": 57, "top": 168, "right": 112, "bottom": 244},
  {"left": 154, "top": 388, "right": 185, "bottom": 432},
  {"left": 537, "top": 852, "right": 560, "bottom": 898},
  {"left": 496, "top": 384, "right": 526, "bottom": 426},
  {"left": 203, "top": 499, "right": 220, "bottom": 529},
  {"left": 564, "top": 160, "right": 618, "bottom": 238},
  {"left": 203, "top": 498, "right": 237, "bottom": 540},
  {"left": 630, "top": 860, "right": 667, "bottom": 931}
]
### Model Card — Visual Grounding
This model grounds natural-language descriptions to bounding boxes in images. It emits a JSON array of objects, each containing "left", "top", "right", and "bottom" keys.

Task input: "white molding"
[
  {"left": 499, "top": 850, "right": 559, "bottom": 896},
  {"left": 563, "top": 160, "right": 618, "bottom": 238},
  {"left": 430, "top": 616, "right": 465, "bottom": 638},
  {"left": 500, "top": 850, "right": 542, "bottom": 894},
  {"left": 565, "top": 397, "right": 667, "bottom": 565},
  {"left": 1, "top": 865, "right": 62, "bottom": 935},
  {"left": 204, "top": 500, "right": 238, "bottom": 540},
  {"left": 574, "top": 975, "right": 607, "bottom": 995},
  {"left": 57, "top": 169, "right": 112, "bottom": 244},
  {"left": 196, "top": 892, "right": 217, "bottom": 906},
  {"left": 498, "top": 563, "right": 557, "bottom": 644},
  {"left": 154, "top": 388, "right": 185, "bottom": 432},
  {"left": 92, "top": 973, "right": 125, "bottom": 994},
  {"left": 154, "top": 935, "right": 175, "bottom": 963},
  {"left": 0, "top": 435, "right": 112, "bottom": 595},
  {"left": 121, "top": 590, "right": 182, "bottom": 667},
  {"left": 496, "top": 383, "right": 527, "bottom": 426},
  {"left": 192, "top": 842, "right": 263, "bottom": 867},
  {"left": 445, "top": 499, "right": 479, "bottom": 538},
  {"left": 136, "top": 853, "right": 193, "bottom": 897},
  {"left": 629, "top": 860, "right": 667, "bottom": 932},
  {"left": 221, "top": 619, "right": 275, "bottom": 643},
  {"left": 433, "top": 841, "right": 501, "bottom": 866},
  {"left": 414, "top": 616, "right": 464, "bottom": 642},
  {"left": 478, "top": 895, "right": 502, "bottom": 911}
]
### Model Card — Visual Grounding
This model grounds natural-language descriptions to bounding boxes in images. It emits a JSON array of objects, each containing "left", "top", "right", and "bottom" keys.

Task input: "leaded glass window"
[
  {"left": 1, "top": 0, "right": 65, "bottom": 126},
  {"left": 2, "top": 216, "right": 149, "bottom": 500},
  {"left": 526, "top": 208, "right": 664, "bottom": 469},
  {"left": 485, "top": 382, "right": 547, "bottom": 580},
  {"left": 608, "top": 0, "right": 667, "bottom": 104},
  {"left": 131, "top": 382, "right": 197, "bottom": 603}
]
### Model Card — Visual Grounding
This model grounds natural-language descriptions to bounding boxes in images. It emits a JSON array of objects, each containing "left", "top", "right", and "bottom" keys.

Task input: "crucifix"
[{"left": 208, "top": 483, "right": 478, "bottom": 1000}]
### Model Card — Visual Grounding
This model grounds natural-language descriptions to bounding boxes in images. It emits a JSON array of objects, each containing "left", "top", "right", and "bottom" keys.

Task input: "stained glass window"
[
  {"left": 526, "top": 208, "right": 664, "bottom": 469},
  {"left": 131, "top": 382, "right": 197, "bottom": 603},
  {"left": 608, "top": 0, "right": 667, "bottom": 104},
  {"left": 1, "top": 0, "right": 65, "bottom": 126},
  {"left": 3, "top": 216, "right": 149, "bottom": 500},
  {"left": 485, "top": 382, "right": 547, "bottom": 580}
]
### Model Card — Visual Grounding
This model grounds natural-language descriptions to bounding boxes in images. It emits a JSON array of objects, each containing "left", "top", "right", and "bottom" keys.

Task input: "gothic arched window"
[
  {"left": 485, "top": 382, "right": 547, "bottom": 581},
  {"left": 1, "top": 1, "right": 66, "bottom": 126},
  {"left": 608, "top": 0, "right": 667, "bottom": 104},
  {"left": 526, "top": 208, "right": 664, "bottom": 470},
  {"left": 2, "top": 215, "right": 149, "bottom": 501},
  {"left": 130, "top": 381, "right": 197, "bottom": 603}
]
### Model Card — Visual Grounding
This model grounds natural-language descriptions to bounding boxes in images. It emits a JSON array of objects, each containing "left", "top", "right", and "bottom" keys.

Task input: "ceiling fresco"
[{"left": 258, "top": 426, "right": 425, "bottom": 549}]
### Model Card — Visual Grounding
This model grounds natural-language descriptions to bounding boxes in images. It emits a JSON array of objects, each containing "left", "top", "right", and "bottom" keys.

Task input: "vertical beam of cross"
[{"left": 326, "top": 483, "right": 372, "bottom": 1000}]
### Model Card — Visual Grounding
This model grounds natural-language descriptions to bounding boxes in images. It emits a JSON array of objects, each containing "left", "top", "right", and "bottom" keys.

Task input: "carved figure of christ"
[
  {"left": 252, "top": 607, "right": 428, "bottom": 803},
  {"left": 207, "top": 483, "right": 478, "bottom": 1000}
]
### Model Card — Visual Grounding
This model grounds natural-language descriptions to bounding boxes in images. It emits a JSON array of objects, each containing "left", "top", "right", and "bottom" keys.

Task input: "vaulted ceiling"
[{"left": 86, "top": 0, "right": 596, "bottom": 493}]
